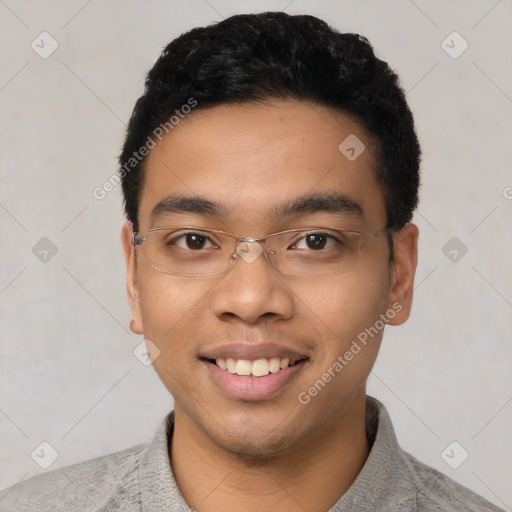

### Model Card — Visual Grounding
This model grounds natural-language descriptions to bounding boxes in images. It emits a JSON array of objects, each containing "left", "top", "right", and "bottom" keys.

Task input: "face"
[{"left": 121, "top": 99, "right": 417, "bottom": 459}]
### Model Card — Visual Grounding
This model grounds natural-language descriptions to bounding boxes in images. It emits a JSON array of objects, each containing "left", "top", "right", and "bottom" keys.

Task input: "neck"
[{"left": 170, "top": 393, "right": 371, "bottom": 512}]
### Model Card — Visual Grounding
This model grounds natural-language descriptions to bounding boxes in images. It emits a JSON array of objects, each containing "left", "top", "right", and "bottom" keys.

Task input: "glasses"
[{"left": 133, "top": 226, "right": 388, "bottom": 277}]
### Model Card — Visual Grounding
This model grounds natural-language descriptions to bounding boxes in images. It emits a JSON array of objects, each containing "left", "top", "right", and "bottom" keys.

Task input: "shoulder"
[
  {"left": 361, "top": 396, "right": 504, "bottom": 512},
  {"left": 397, "top": 448, "right": 505, "bottom": 512},
  {"left": 0, "top": 443, "right": 147, "bottom": 512}
]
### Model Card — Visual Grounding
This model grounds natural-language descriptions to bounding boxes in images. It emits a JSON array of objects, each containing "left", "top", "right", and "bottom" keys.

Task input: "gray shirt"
[{"left": 0, "top": 396, "right": 504, "bottom": 511}]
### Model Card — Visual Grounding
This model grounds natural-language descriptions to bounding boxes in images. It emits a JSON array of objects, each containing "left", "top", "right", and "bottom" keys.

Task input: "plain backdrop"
[{"left": 0, "top": 0, "right": 511, "bottom": 509}]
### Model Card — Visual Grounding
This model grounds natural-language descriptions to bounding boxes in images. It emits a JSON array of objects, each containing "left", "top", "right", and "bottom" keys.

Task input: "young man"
[{"left": 0, "top": 11, "right": 503, "bottom": 512}]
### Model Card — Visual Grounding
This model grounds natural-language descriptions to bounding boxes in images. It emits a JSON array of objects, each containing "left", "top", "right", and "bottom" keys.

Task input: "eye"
[
  {"left": 168, "top": 232, "right": 215, "bottom": 250},
  {"left": 292, "top": 232, "right": 341, "bottom": 250}
]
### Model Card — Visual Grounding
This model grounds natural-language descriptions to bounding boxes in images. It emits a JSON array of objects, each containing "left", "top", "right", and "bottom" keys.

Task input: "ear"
[
  {"left": 121, "top": 221, "right": 144, "bottom": 335},
  {"left": 387, "top": 223, "right": 419, "bottom": 326}
]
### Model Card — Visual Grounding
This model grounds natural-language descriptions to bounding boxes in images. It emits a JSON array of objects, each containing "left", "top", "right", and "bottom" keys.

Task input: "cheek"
[
  {"left": 137, "top": 273, "right": 215, "bottom": 398},
  {"left": 292, "top": 262, "right": 391, "bottom": 366},
  {"left": 137, "top": 272, "right": 216, "bottom": 360},
  {"left": 291, "top": 269, "right": 391, "bottom": 415}
]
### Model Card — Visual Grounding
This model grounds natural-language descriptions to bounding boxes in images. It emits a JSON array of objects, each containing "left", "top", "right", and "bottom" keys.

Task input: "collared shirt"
[{"left": 0, "top": 396, "right": 504, "bottom": 511}]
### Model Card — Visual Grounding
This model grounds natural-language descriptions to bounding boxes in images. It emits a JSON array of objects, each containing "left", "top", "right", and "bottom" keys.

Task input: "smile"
[
  {"left": 199, "top": 343, "right": 310, "bottom": 400},
  {"left": 201, "top": 358, "right": 308, "bottom": 401},
  {"left": 213, "top": 356, "right": 303, "bottom": 377}
]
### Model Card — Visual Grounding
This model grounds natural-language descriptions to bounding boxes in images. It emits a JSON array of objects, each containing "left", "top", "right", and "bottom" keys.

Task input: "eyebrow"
[
  {"left": 150, "top": 194, "right": 230, "bottom": 222},
  {"left": 270, "top": 193, "right": 364, "bottom": 222},
  {"left": 149, "top": 192, "right": 364, "bottom": 224}
]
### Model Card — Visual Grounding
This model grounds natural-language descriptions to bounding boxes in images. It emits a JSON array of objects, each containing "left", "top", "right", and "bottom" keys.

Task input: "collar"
[{"left": 133, "top": 396, "right": 403, "bottom": 511}]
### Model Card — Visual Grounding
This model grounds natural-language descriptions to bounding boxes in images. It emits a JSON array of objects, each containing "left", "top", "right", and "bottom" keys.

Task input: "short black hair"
[{"left": 120, "top": 11, "right": 420, "bottom": 233}]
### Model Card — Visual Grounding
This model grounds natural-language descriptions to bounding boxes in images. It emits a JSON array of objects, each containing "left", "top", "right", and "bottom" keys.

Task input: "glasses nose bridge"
[{"left": 232, "top": 235, "right": 274, "bottom": 266}]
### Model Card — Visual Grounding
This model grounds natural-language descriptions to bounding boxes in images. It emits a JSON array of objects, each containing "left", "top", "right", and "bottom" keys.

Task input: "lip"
[
  {"left": 199, "top": 342, "right": 310, "bottom": 401},
  {"left": 202, "top": 358, "right": 308, "bottom": 401},
  {"left": 200, "top": 342, "right": 309, "bottom": 363}
]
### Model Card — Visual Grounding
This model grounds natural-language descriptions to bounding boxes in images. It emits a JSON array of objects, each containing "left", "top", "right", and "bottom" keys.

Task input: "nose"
[
  {"left": 210, "top": 239, "right": 294, "bottom": 325},
  {"left": 233, "top": 238, "right": 265, "bottom": 264}
]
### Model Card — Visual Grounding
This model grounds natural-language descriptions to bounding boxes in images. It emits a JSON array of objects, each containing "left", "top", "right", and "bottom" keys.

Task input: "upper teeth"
[{"left": 216, "top": 357, "right": 290, "bottom": 377}]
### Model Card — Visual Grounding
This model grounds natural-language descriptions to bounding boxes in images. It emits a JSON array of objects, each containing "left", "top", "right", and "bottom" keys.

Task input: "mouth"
[
  {"left": 202, "top": 355, "right": 308, "bottom": 377},
  {"left": 199, "top": 344, "right": 310, "bottom": 401}
]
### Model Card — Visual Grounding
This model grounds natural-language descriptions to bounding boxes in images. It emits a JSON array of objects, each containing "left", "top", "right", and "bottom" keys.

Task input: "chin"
[
  {"left": 206, "top": 415, "right": 309, "bottom": 464},
  {"left": 214, "top": 433, "right": 293, "bottom": 464}
]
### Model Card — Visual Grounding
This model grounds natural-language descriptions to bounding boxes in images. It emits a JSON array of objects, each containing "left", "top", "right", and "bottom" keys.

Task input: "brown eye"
[
  {"left": 185, "top": 233, "right": 207, "bottom": 249},
  {"left": 166, "top": 232, "right": 214, "bottom": 250},
  {"left": 305, "top": 234, "right": 327, "bottom": 250},
  {"left": 290, "top": 232, "right": 344, "bottom": 251}
]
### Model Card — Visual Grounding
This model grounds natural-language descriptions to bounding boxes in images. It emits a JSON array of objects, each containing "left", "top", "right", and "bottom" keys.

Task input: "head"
[{"left": 120, "top": 12, "right": 420, "bottom": 459}]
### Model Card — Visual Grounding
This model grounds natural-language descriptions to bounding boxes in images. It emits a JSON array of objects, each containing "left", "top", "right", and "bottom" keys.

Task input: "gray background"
[{"left": 0, "top": 0, "right": 511, "bottom": 508}]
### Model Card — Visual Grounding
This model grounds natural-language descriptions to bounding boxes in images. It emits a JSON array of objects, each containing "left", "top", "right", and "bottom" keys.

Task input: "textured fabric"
[{"left": 0, "top": 396, "right": 504, "bottom": 511}]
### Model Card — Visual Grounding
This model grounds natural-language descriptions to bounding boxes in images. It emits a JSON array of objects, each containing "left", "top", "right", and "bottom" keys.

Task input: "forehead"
[{"left": 138, "top": 100, "right": 386, "bottom": 233}]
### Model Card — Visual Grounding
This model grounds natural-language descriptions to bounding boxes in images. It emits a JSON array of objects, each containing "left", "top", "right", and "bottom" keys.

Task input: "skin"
[{"left": 121, "top": 99, "right": 418, "bottom": 512}]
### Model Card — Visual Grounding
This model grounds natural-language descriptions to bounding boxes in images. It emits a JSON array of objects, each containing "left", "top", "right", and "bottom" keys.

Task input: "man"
[{"left": 0, "top": 11, "right": 503, "bottom": 512}]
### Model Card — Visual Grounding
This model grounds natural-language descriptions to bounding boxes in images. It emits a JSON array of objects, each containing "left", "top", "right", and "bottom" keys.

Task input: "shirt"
[{"left": 0, "top": 396, "right": 504, "bottom": 511}]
